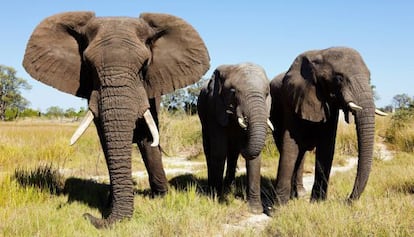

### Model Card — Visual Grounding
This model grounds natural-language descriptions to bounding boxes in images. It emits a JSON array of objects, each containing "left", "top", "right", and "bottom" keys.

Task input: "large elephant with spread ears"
[
  {"left": 23, "top": 11, "right": 210, "bottom": 228},
  {"left": 270, "top": 47, "right": 386, "bottom": 205},
  {"left": 197, "top": 63, "right": 273, "bottom": 214}
]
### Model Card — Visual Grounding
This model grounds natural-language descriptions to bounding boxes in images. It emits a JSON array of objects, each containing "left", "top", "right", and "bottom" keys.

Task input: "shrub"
[{"left": 385, "top": 109, "right": 414, "bottom": 152}]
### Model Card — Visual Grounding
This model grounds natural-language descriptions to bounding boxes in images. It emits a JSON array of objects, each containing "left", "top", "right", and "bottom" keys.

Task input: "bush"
[{"left": 385, "top": 108, "right": 414, "bottom": 152}]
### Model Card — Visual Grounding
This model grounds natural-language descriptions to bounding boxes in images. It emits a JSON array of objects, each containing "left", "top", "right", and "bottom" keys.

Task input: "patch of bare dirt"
[
  {"left": 221, "top": 140, "right": 394, "bottom": 235},
  {"left": 58, "top": 140, "right": 394, "bottom": 235}
]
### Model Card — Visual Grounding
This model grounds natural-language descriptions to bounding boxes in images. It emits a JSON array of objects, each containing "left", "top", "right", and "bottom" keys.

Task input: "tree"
[
  {"left": 45, "top": 106, "right": 64, "bottom": 118},
  {"left": 0, "top": 65, "right": 32, "bottom": 120},
  {"left": 64, "top": 107, "right": 78, "bottom": 118},
  {"left": 20, "top": 108, "right": 41, "bottom": 118},
  {"left": 392, "top": 93, "right": 413, "bottom": 110},
  {"left": 371, "top": 84, "right": 380, "bottom": 101},
  {"left": 161, "top": 78, "right": 207, "bottom": 115}
]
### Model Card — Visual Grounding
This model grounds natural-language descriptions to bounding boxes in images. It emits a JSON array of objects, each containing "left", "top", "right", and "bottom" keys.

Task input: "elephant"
[
  {"left": 197, "top": 62, "right": 274, "bottom": 214},
  {"left": 22, "top": 11, "right": 210, "bottom": 228},
  {"left": 270, "top": 47, "right": 386, "bottom": 205}
]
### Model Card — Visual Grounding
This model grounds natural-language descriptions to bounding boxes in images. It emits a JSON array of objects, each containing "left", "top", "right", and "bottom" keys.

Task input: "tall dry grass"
[
  {"left": 0, "top": 111, "right": 413, "bottom": 236},
  {"left": 384, "top": 109, "right": 414, "bottom": 152}
]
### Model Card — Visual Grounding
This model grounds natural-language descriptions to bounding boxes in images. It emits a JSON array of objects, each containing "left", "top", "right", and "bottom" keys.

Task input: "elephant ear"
[
  {"left": 206, "top": 69, "right": 228, "bottom": 126},
  {"left": 140, "top": 13, "right": 210, "bottom": 98},
  {"left": 285, "top": 54, "right": 329, "bottom": 122},
  {"left": 23, "top": 12, "right": 95, "bottom": 98}
]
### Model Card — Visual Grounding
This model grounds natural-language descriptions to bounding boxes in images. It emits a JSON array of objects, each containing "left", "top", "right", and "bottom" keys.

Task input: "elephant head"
[
  {"left": 283, "top": 47, "right": 376, "bottom": 200},
  {"left": 198, "top": 63, "right": 272, "bottom": 214},
  {"left": 207, "top": 62, "right": 272, "bottom": 158},
  {"left": 23, "top": 11, "right": 210, "bottom": 227}
]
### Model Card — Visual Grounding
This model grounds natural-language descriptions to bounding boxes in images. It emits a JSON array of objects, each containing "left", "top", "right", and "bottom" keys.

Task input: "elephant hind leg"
[
  {"left": 311, "top": 148, "right": 334, "bottom": 201},
  {"left": 137, "top": 139, "right": 168, "bottom": 197},
  {"left": 275, "top": 133, "right": 299, "bottom": 205},
  {"left": 291, "top": 151, "right": 307, "bottom": 199}
]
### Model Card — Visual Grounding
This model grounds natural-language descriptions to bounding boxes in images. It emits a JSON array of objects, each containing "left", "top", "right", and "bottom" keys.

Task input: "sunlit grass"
[
  {"left": 0, "top": 111, "right": 413, "bottom": 236},
  {"left": 159, "top": 111, "right": 203, "bottom": 159},
  {"left": 384, "top": 110, "right": 414, "bottom": 152},
  {"left": 265, "top": 152, "right": 414, "bottom": 237}
]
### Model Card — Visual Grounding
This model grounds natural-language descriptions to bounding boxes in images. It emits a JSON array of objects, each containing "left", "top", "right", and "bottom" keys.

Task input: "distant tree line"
[
  {"left": 0, "top": 64, "right": 88, "bottom": 121},
  {"left": 0, "top": 65, "right": 31, "bottom": 120},
  {"left": 161, "top": 77, "right": 207, "bottom": 115},
  {"left": 3, "top": 106, "right": 87, "bottom": 121},
  {"left": 1, "top": 64, "right": 414, "bottom": 121}
]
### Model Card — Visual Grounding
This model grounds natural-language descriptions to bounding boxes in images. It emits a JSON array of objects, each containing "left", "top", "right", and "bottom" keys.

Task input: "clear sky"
[{"left": 1, "top": 1, "right": 413, "bottom": 111}]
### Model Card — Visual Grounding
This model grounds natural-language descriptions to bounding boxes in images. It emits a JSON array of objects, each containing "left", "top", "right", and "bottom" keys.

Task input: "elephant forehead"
[
  {"left": 229, "top": 77, "right": 269, "bottom": 94},
  {"left": 85, "top": 17, "right": 153, "bottom": 38}
]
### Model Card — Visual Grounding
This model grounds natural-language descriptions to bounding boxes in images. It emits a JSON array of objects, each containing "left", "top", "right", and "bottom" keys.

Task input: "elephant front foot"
[{"left": 248, "top": 199, "right": 263, "bottom": 214}]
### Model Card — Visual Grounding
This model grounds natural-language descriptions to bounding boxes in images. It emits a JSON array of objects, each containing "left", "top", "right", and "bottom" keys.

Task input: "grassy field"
[{"left": 0, "top": 112, "right": 413, "bottom": 236}]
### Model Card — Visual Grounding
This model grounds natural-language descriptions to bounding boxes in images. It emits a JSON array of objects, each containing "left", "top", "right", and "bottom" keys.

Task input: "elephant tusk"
[
  {"left": 375, "top": 109, "right": 388, "bottom": 116},
  {"left": 267, "top": 119, "right": 274, "bottom": 131},
  {"left": 143, "top": 110, "right": 160, "bottom": 147},
  {"left": 348, "top": 102, "right": 363, "bottom": 111},
  {"left": 238, "top": 117, "right": 248, "bottom": 129},
  {"left": 70, "top": 110, "right": 94, "bottom": 145}
]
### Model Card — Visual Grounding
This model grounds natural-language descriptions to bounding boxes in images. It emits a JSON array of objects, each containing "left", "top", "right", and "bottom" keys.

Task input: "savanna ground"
[{"left": 0, "top": 111, "right": 413, "bottom": 236}]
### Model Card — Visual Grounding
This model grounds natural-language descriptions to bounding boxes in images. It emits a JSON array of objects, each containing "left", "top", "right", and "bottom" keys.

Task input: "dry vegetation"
[{"left": 0, "top": 111, "right": 413, "bottom": 236}]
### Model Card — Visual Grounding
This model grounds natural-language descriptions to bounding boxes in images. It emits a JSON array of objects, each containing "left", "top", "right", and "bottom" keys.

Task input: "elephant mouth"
[
  {"left": 237, "top": 116, "right": 274, "bottom": 131},
  {"left": 70, "top": 109, "right": 159, "bottom": 146}
]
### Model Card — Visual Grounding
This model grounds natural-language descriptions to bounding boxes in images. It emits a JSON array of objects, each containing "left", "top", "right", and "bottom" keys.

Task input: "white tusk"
[
  {"left": 267, "top": 119, "right": 274, "bottom": 131},
  {"left": 348, "top": 102, "right": 363, "bottom": 111},
  {"left": 70, "top": 110, "right": 94, "bottom": 145},
  {"left": 238, "top": 117, "right": 248, "bottom": 129},
  {"left": 375, "top": 109, "right": 388, "bottom": 116},
  {"left": 143, "top": 110, "right": 160, "bottom": 147}
]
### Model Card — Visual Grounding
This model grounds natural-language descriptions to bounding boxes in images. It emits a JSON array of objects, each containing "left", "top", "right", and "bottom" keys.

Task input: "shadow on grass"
[
  {"left": 14, "top": 165, "right": 112, "bottom": 216},
  {"left": 389, "top": 181, "right": 414, "bottom": 195},
  {"left": 169, "top": 173, "right": 277, "bottom": 211},
  {"left": 63, "top": 177, "right": 111, "bottom": 217},
  {"left": 14, "top": 165, "right": 65, "bottom": 195},
  {"left": 13, "top": 165, "right": 279, "bottom": 216}
]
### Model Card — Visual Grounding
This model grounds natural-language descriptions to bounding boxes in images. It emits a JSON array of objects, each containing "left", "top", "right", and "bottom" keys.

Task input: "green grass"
[{"left": 0, "top": 112, "right": 413, "bottom": 236}]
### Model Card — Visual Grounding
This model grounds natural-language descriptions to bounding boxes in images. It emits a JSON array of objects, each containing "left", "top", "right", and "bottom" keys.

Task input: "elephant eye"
[{"left": 335, "top": 74, "right": 344, "bottom": 83}]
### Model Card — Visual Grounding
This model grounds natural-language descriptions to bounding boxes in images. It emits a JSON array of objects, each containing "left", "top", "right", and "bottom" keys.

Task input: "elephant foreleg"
[
  {"left": 205, "top": 126, "right": 227, "bottom": 197},
  {"left": 223, "top": 147, "right": 239, "bottom": 193},
  {"left": 207, "top": 152, "right": 226, "bottom": 197},
  {"left": 246, "top": 156, "right": 263, "bottom": 214}
]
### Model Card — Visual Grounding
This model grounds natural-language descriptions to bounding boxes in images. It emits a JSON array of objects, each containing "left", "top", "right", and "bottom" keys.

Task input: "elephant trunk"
[
  {"left": 84, "top": 70, "right": 149, "bottom": 228},
  {"left": 241, "top": 93, "right": 268, "bottom": 159},
  {"left": 349, "top": 85, "right": 375, "bottom": 200}
]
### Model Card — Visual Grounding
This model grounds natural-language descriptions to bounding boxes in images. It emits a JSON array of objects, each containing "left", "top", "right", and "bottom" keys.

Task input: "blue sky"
[{"left": 1, "top": 1, "right": 413, "bottom": 111}]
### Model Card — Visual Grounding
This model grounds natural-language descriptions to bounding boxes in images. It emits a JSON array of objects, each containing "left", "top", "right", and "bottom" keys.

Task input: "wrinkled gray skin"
[
  {"left": 272, "top": 72, "right": 307, "bottom": 199},
  {"left": 270, "top": 47, "right": 375, "bottom": 204},
  {"left": 23, "top": 11, "right": 209, "bottom": 228},
  {"left": 198, "top": 63, "right": 271, "bottom": 214}
]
